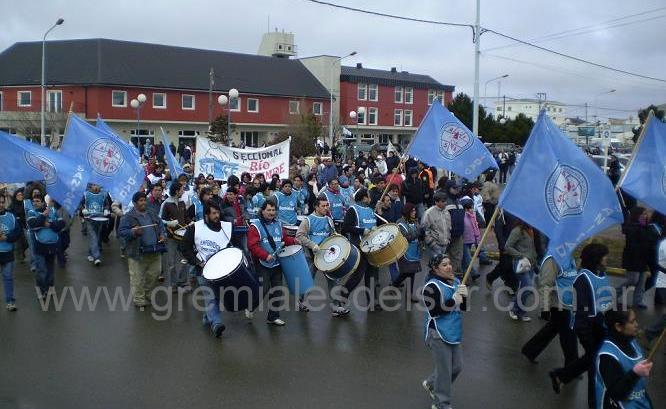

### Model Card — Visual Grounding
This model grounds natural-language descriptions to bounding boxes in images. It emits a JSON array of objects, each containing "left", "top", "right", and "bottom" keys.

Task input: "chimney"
[
  {"left": 390, "top": 67, "right": 397, "bottom": 73},
  {"left": 356, "top": 63, "right": 363, "bottom": 69}
]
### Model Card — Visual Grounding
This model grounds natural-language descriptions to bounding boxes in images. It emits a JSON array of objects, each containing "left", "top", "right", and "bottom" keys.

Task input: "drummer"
[
  {"left": 322, "top": 178, "right": 345, "bottom": 227},
  {"left": 247, "top": 199, "right": 297, "bottom": 326},
  {"left": 179, "top": 200, "right": 233, "bottom": 338},
  {"left": 272, "top": 179, "right": 299, "bottom": 226},
  {"left": 79, "top": 183, "right": 111, "bottom": 266},
  {"left": 160, "top": 182, "right": 191, "bottom": 292},
  {"left": 295, "top": 196, "right": 349, "bottom": 317}
]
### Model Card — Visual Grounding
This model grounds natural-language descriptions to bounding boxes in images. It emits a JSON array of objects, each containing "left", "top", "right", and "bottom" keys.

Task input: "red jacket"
[{"left": 247, "top": 221, "right": 296, "bottom": 261}]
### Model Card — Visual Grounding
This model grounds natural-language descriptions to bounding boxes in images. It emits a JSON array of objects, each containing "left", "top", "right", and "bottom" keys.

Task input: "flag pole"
[
  {"left": 462, "top": 205, "right": 500, "bottom": 285},
  {"left": 647, "top": 327, "right": 665, "bottom": 362}
]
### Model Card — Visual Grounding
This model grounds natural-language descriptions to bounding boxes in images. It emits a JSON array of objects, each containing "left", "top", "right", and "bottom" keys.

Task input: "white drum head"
[
  {"left": 90, "top": 216, "right": 109, "bottom": 222},
  {"left": 174, "top": 228, "right": 186, "bottom": 237},
  {"left": 279, "top": 245, "right": 302, "bottom": 258},
  {"left": 658, "top": 238, "right": 666, "bottom": 269},
  {"left": 316, "top": 235, "right": 351, "bottom": 271},
  {"left": 284, "top": 225, "right": 298, "bottom": 231},
  {"left": 361, "top": 224, "right": 398, "bottom": 252},
  {"left": 203, "top": 247, "right": 244, "bottom": 281}
]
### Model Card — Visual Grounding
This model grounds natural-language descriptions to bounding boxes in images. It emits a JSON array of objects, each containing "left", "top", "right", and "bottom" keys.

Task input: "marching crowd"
[{"left": 0, "top": 141, "right": 663, "bottom": 409}]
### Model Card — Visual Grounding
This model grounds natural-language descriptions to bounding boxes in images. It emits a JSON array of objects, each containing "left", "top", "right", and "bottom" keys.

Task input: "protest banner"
[{"left": 195, "top": 137, "right": 290, "bottom": 180}]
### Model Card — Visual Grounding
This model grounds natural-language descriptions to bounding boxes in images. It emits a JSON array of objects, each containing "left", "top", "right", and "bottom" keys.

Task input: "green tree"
[
  {"left": 271, "top": 112, "right": 322, "bottom": 158},
  {"left": 632, "top": 104, "right": 665, "bottom": 143},
  {"left": 208, "top": 114, "right": 234, "bottom": 144}
]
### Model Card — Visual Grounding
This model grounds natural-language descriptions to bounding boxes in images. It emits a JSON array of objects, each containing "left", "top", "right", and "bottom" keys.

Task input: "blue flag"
[
  {"left": 61, "top": 115, "right": 144, "bottom": 208},
  {"left": 618, "top": 116, "right": 666, "bottom": 215},
  {"left": 160, "top": 127, "right": 183, "bottom": 178},
  {"left": 96, "top": 116, "right": 141, "bottom": 159},
  {"left": 406, "top": 103, "right": 498, "bottom": 179},
  {"left": 0, "top": 131, "right": 89, "bottom": 216},
  {"left": 498, "top": 111, "right": 623, "bottom": 265}
]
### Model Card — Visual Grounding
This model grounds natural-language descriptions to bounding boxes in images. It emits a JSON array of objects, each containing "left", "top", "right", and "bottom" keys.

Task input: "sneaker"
[
  {"left": 332, "top": 306, "right": 350, "bottom": 317},
  {"left": 509, "top": 311, "right": 519, "bottom": 321},
  {"left": 267, "top": 318, "right": 286, "bottom": 326},
  {"left": 87, "top": 256, "right": 94, "bottom": 262},
  {"left": 421, "top": 380, "right": 435, "bottom": 400},
  {"left": 211, "top": 324, "right": 226, "bottom": 338},
  {"left": 244, "top": 309, "right": 254, "bottom": 320},
  {"left": 94, "top": 259, "right": 101, "bottom": 266},
  {"left": 6, "top": 303, "right": 17, "bottom": 312},
  {"left": 521, "top": 316, "right": 532, "bottom": 322},
  {"left": 298, "top": 301, "right": 310, "bottom": 312}
]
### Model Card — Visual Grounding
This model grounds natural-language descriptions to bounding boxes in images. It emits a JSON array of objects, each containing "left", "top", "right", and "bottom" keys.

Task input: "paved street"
[{"left": 0, "top": 225, "right": 663, "bottom": 409}]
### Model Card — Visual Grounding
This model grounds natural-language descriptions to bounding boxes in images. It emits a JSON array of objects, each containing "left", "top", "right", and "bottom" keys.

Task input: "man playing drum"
[{"left": 160, "top": 182, "right": 191, "bottom": 293}]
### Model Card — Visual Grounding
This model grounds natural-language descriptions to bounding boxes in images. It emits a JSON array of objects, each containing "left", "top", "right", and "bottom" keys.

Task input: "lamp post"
[
  {"left": 217, "top": 88, "right": 239, "bottom": 146},
  {"left": 130, "top": 93, "right": 147, "bottom": 146},
  {"left": 329, "top": 51, "right": 357, "bottom": 146},
  {"left": 483, "top": 74, "right": 508, "bottom": 112},
  {"left": 349, "top": 107, "right": 365, "bottom": 150},
  {"left": 41, "top": 17, "right": 64, "bottom": 146}
]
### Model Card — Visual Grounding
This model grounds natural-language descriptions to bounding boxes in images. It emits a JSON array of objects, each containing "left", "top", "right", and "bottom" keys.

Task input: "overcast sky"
[{"left": 2, "top": 0, "right": 665, "bottom": 120}]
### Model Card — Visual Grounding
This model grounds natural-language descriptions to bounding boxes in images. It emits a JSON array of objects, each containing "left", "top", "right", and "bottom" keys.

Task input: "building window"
[
  {"left": 394, "top": 109, "right": 403, "bottom": 126},
  {"left": 18, "top": 91, "right": 32, "bottom": 107},
  {"left": 357, "top": 83, "right": 367, "bottom": 100},
  {"left": 47, "top": 90, "right": 62, "bottom": 112},
  {"left": 394, "top": 86, "right": 403, "bottom": 103},
  {"left": 289, "top": 100, "right": 300, "bottom": 115},
  {"left": 230, "top": 97, "right": 241, "bottom": 112},
  {"left": 378, "top": 134, "right": 391, "bottom": 144},
  {"left": 153, "top": 93, "right": 166, "bottom": 109},
  {"left": 404, "top": 110, "right": 413, "bottom": 127},
  {"left": 182, "top": 94, "right": 195, "bottom": 110},
  {"left": 427, "top": 89, "right": 444, "bottom": 105},
  {"left": 112, "top": 90, "right": 127, "bottom": 107},
  {"left": 313, "top": 102, "right": 322, "bottom": 116},
  {"left": 368, "top": 107, "right": 378, "bottom": 125},
  {"left": 405, "top": 87, "right": 413, "bottom": 104},
  {"left": 368, "top": 84, "right": 378, "bottom": 101},
  {"left": 357, "top": 107, "right": 366, "bottom": 125},
  {"left": 241, "top": 131, "right": 260, "bottom": 147},
  {"left": 247, "top": 98, "right": 259, "bottom": 113},
  {"left": 0, "top": 92, "right": 3, "bottom": 111}
]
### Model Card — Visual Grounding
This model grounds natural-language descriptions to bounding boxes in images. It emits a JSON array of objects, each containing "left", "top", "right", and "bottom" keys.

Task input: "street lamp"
[
  {"left": 483, "top": 74, "right": 508, "bottom": 112},
  {"left": 130, "top": 93, "right": 147, "bottom": 147},
  {"left": 329, "top": 51, "right": 357, "bottom": 146},
  {"left": 41, "top": 17, "right": 64, "bottom": 146},
  {"left": 349, "top": 107, "right": 365, "bottom": 140},
  {"left": 218, "top": 88, "right": 239, "bottom": 146}
]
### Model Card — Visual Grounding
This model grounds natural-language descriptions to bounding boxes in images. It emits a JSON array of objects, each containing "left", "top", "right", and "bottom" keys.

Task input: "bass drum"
[
  {"left": 202, "top": 247, "right": 260, "bottom": 312},
  {"left": 360, "top": 224, "right": 408, "bottom": 267}
]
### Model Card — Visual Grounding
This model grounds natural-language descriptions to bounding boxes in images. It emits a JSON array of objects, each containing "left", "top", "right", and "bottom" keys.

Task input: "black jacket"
[
  {"left": 402, "top": 177, "right": 424, "bottom": 205},
  {"left": 621, "top": 223, "right": 651, "bottom": 272}
]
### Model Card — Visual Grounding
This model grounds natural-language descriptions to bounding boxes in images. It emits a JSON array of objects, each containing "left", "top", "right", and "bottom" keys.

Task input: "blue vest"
[
  {"left": 292, "top": 187, "right": 307, "bottom": 212},
  {"left": 351, "top": 204, "right": 376, "bottom": 230},
  {"left": 251, "top": 219, "right": 283, "bottom": 268},
  {"left": 307, "top": 214, "right": 333, "bottom": 245},
  {"left": 540, "top": 255, "right": 578, "bottom": 309},
  {"left": 324, "top": 190, "right": 345, "bottom": 221},
  {"left": 23, "top": 199, "right": 34, "bottom": 218},
  {"left": 274, "top": 191, "right": 298, "bottom": 225},
  {"left": 244, "top": 196, "right": 256, "bottom": 220},
  {"left": 577, "top": 269, "right": 614, "bottom": 316},
  {"left": 399, "top": 220, "right": 420, "bottom": 261},
  {"left": 595, "top": 340, "right": 650, "bottom": 409},
  {"left": 423, "top": 277, "right": 462, "bottom": 344},
  {"left": 84, "top": 191, "right": 106, "bottom": 216},
  {"left": 252, "top": 193, "right": 266, "bottom": 214},
  {"left": 340, "top": 186, "right": 354, "bottom": 207},
  {"left": 0, "top": 212, "right": 17, "bottom": 252},
  {"left": 28, "top": 207, "right": 60, "bottom": 245},
  {"left": 192, "top": 196, "right": 204, "bottom": 221}
]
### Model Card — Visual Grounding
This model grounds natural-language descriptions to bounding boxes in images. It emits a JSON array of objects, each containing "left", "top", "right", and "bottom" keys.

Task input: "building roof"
[
  {"left": 0, "top": 38, "right": 331, "bottom": 99},
  {"left": 340, "top": 64, "right": 453, "bottom": 91}
]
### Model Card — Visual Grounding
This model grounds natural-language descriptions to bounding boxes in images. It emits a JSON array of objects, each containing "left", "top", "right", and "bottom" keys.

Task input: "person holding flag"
[{"left": 27, "top": 194, "right": 65, "bottom": 300}]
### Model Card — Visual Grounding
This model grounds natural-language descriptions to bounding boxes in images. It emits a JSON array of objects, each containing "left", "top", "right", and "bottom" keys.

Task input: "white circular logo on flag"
[
  {"left": 87, "top": 138, "right": 124, "bottom": 177},
  {"left": 439, "top": 122, "right": 474, "bottom": 160},
  {"left": 24, "top": 152, "right": 57, "bottom": 186},
  {"left": 545, "top": 164, "right": 589, "bottom": 221}
]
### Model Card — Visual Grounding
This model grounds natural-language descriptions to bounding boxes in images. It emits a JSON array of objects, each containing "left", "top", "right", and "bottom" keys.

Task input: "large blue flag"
[
  {"left": 406, "top": 103, "right": 497, "bottom": 179},
  {"left": 618, "top": 115, "right": 666, "bottom": 215},
  {"left": 160, "top": 127, "right": 183, "bottom": 178},
  {"left": 0, "top": 131, "right": 89, "bottom": 216},
  {"left": 61, "top": 115, "right": 144, "bottom": 207},
  {"left": 96, "top": 115, "right": 141, "bottom": 159},
  {"left": 498, "top": 111, "right": 623, "bottom": 265}
]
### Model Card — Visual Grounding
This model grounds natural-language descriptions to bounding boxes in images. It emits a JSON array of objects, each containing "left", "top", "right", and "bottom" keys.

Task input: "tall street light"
[
  {"left": 41, "top": 17, "right": 64, "bottom": 146},
  {"left": 130, "top": 93, "right": 147, "bottom": 146},
  {"left": 349, "top": 107, "right": 365, "bottom": 141},
  {"left": 483, "top": 74, "right": 508, "bottom": 112},
  {"left": 329, "top": 51, "right": 357, "bottom": 146},
  {"left": 218, "top": 88, "right": 239, "bottom": 146}
]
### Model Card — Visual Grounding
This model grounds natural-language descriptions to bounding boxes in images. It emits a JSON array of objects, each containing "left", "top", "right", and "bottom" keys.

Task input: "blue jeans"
[
  {"left": 197, "top": 276, "right": 222, "bottom": 328},
  {"left": 86, "top": 220, "right": 103, "bottom": 260},
  {"left": 26, "top": 230, "right": 37, "bottom": 271},
  {"left": 1, "top": 261, "right": 15, "bottom": 303},
  {"left": 511, "top": 270, "right": 534, "bottom": 317},
  {"left": 462, "top": 243, "right": 479, "bottom": 279},
  {"left": 34, "top": 253, "right": 56, "bottom": 294}
]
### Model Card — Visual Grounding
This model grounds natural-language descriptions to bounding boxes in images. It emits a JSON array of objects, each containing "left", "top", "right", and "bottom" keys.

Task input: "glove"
[
  {"left": 103, "top": 209, "right": 110, "bottom": 216},
  {"left": 312, "top": 245, "right": 320, "bottom": 252},
  {"left": 632, "top": 360, "right": 653, "bottom": 377},
  {"left": 82, "top": 209, "right": 90, "bottom": 216},
  {"left": 166, "top": 220, "right": 179, "bottom": 228},
  {"left": 455, "top": 284, "right": 468, "bottom": 298},
  {"left": 452, "top": 292, "right": 464, "bottom": 305}
]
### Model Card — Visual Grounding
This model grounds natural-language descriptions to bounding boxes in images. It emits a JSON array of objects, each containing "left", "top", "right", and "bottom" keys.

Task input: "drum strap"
[{"left": 259, "top": 218, "right": 278, "bottom": 252}]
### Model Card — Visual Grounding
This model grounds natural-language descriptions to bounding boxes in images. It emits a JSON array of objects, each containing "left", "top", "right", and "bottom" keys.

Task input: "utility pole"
[
  {"left": 472, "top": 0, "right": 481, "bottom": 137},
  {"left": 585, "top": 102, "right": 588, "bottom": 122},
  {"left": 208, "top": 67, "right": 214, "bottom": 126}
]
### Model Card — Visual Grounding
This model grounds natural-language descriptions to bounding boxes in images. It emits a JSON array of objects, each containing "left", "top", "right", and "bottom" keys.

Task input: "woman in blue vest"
[
  {"left": 421, "top": 253, "right": 468, "bottom": 409},
  {"left": 550, "top": 243, "right": 614, "bottom": 409},
  {"left": 390, "top": 203, "right": 422, "bottom": 303},
  {"left": 595, "top": 309, "right": 654, "bottom": 408},
  {"left": 272, "top": 179, "right": 299, "bottom": 226},
  {"left": 0, "top": 193, "right": 23, "bottom": 311},
  {"left": 247, "top": 199, "right": 297, "bottom": 326},
  {"left": 26, "top": 194, "right": 64, "bottom": 299}
]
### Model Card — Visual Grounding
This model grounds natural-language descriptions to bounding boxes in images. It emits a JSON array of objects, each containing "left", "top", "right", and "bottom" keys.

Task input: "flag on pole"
[
  {"left": 160, "top": 127, "right": 184, "bottom": 177},
  {"left": 498, "top": 111, "right": 623, "bottom": 265},
  {"left": 96, "top": 115, "right": 141, "bottom": 159},
  {"left": 618, "top": 114, "right": 666, "bottom": 215},
  {"left": 387, "top": 141, "right": 400, "bottom": 156},
  {"left": 61, "top": 115, "right": 144, "bottom": 208},
  {"left": 0, "top": 131, "right": 89, "bottom": 216},
  {"left": 406, "top": 103, "right": 497, "bottom": 179}
]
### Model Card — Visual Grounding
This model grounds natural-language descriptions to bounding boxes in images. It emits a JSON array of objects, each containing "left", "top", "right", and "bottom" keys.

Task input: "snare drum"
[
  {"left": 360, "top": 224, "right": 408, "bottom": 267},
  {"left": 314, "top": 234, "right": 361, "bottom": 281},
  {"left": 284, "top": 224, "right": 299, "bottom": 237},
  {"left": 202, "top": 247, "right": 260, "bottom": 312},
  {"left": 278, "top": 245, "right": 314, "bottom": 295}
]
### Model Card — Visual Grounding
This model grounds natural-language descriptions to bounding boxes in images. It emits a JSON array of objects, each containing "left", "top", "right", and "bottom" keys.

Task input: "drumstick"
[
  {"left": 374, "top": 212, "right": 390, "bottom": 225},
  {"left": 135, "top": 223, "right": 157, "bottom": 229},
  {"left": 646, "top": 327, "right": 665, "bottom": 362}
]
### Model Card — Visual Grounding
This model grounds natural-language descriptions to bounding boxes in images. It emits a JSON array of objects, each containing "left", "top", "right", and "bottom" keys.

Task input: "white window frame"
[
  {"left": 357, "top": 106, "right": 366, "bottom": 125},
  {"left": 313, "top": 102, "right": 323, "bottom": 116},
  {"left": 368, "top": 83, "right": 378, "bottom": 102},
  {"left": 18, "top": 91, "right": 32, "bottom": 107},
  {"left": 47, "top": 90, "right": 63, "bottom": 112},
  {"left": 0, "top": 91, "right": 3, "bottom": 111},
  {"left": 378, "top": 134, "right": 390, "bottom": 144},
  {"left": 404, "top": 110, "right": 413, "bottom": 127},
  {"left": 405, "top": 87, "right": 413, "bottom": 104},
  {"left": 368, "top": 107, "right": 378, "bottom": 125},
  {"left": 182, "top": 94, "right": 195, "bottom": 110},
  {"left": 394, "top": 86, "right": 403, "bottom": 103},
  {"left": 230, "top": 97, "right": 241, "bottom": 112},
  {"left": 152, "top": 93, "right": 167, "bottom": 109},
  {"left": 394, "top": 109, "right": 403, "bottom": 126},
  {"left": 427, "top": 89, "right": 436, "bottom": 105},
  {"left": 289, "top": 100, "right": 300, "bottom": 115},
  {"left": 247, "top": 98, "right": 259, "bottom": 113},
  {"left": 357, "top": 83, "right": 367, "bottom": 101},
  {"left": 111, "top": 90, "right": 127, "bottom": 108}
]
